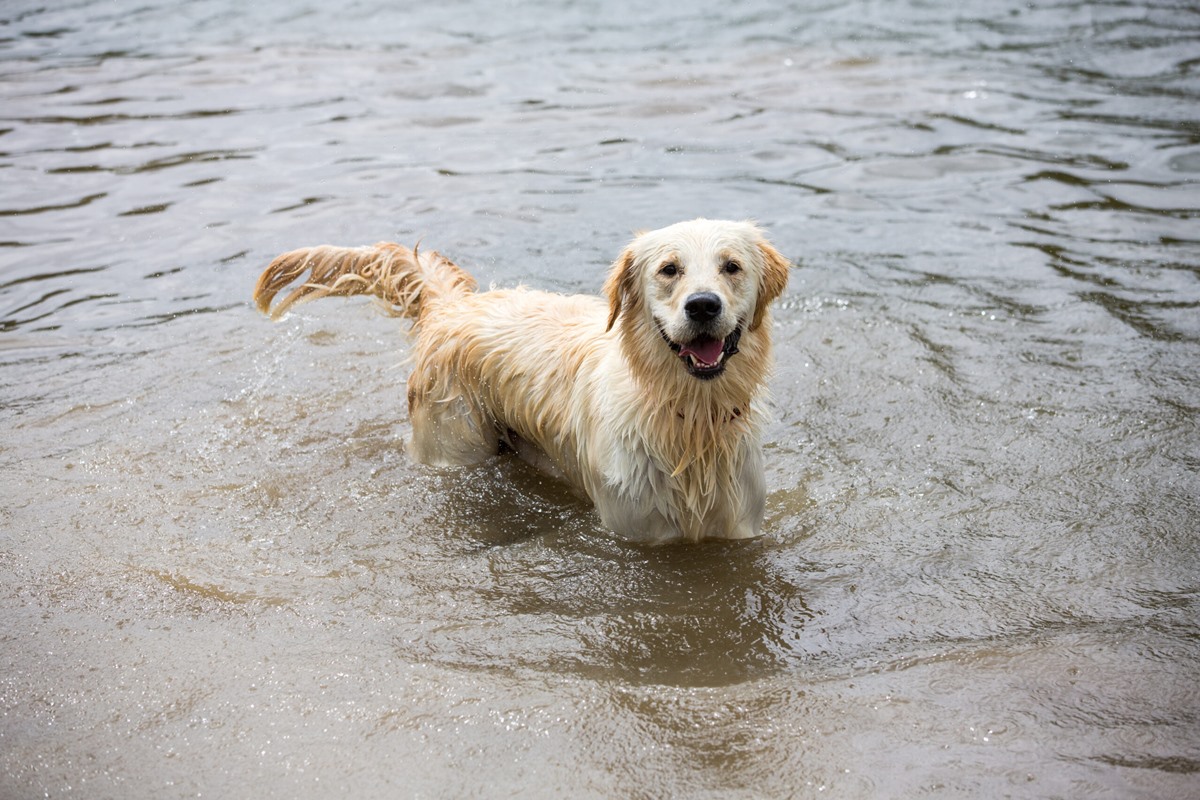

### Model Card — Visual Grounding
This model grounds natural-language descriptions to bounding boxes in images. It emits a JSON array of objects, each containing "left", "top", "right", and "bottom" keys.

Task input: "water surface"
[{"left": 2, "top": 1, "right": 1198, "bottom": 798}]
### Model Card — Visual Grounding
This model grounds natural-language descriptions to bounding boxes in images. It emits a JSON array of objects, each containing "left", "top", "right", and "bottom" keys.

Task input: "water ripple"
[
  {"left": 1, "top": 1, "right": 1198, "bottom": 797},
  {"left": 0, "top": 191, "right": 107, "bottom": 216}
]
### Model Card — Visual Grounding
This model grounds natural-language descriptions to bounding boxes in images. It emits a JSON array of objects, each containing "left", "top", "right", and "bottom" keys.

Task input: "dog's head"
[{"left": 604, "top": 219, "right": 789, "bottom": 381}]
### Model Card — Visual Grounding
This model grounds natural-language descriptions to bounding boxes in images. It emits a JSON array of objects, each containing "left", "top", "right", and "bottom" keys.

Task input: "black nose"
[{"left": 684, "top": 292, "right": 723, "bottom": 323}]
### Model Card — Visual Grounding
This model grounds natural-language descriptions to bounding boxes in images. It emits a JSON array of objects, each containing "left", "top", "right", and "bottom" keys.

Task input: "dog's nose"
[{"left": 684, "top": 292, "right": 723, "bottom": 323}]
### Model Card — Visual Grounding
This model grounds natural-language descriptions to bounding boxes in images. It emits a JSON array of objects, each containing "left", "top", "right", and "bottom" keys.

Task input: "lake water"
[{"left": 2, "top": 0, "right": 1198, "bottom": 797}]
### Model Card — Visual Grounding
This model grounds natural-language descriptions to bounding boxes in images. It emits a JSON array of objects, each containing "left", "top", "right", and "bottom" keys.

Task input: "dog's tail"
[{"left": 253, "top": 242, "right": 477, "bottom": 321}]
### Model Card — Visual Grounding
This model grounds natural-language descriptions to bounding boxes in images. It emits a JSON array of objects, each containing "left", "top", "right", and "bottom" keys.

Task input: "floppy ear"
[
  {"left": 750, "top": 239, "right": 791, "bottom": 331},
  {"left": 604, "top": 249, "right": 637, "bottom": 332}
]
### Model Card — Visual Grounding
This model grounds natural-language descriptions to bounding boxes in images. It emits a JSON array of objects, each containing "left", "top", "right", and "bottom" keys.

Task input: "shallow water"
[{"left": 2, "top": 0, "right": 1199, "bottom": 797}]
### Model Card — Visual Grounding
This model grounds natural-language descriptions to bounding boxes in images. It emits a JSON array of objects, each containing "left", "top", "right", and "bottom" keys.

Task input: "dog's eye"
[
  {"left": 723, "top": 260, "right": 742, "bottom": 275},
  {"left": 659, "top": 262, "right": 679, "bottom": 277}
]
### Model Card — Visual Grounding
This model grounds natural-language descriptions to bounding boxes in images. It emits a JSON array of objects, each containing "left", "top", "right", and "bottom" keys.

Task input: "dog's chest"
[{"left": 590, "top": 431, "right": 763, "bottom": 543}]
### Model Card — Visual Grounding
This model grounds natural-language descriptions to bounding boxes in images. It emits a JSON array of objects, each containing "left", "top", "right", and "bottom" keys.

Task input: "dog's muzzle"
[{"left": 657, "top": 320, "right": 742, "bottom": 380}]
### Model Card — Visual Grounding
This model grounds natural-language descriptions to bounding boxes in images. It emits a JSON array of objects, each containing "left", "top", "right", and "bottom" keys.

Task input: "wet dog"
[{"left": 253, "top": 219, "right": 789, "bottom": 542}]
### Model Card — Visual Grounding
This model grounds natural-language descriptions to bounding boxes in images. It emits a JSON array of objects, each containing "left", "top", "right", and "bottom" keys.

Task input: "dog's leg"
[
  {"left": 507, "top": 433, "right": 568, "bottom": 482},
  {"left": 406, "top": 377, "right": 500, "bottom": 466}
]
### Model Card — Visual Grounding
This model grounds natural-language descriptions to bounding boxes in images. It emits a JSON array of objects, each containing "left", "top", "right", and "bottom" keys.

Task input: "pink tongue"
[{"left": 680, "top": 337, "right": 725, "bottom": 365}]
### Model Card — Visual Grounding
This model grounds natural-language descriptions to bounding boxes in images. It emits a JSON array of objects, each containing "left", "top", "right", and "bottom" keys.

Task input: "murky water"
[{"left": 2, "top": 0, "right": 1198, "bottom": 797}]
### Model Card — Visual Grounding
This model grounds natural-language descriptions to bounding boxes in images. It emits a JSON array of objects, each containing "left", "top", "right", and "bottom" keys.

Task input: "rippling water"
[{"left": 2, "top": 1, "right": 1198, "bottom": 797}]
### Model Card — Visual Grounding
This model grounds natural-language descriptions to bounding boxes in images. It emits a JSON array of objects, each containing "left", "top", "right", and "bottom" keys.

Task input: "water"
[{"left": 2, "top": 0, "right": 1198, "bottom": 797}]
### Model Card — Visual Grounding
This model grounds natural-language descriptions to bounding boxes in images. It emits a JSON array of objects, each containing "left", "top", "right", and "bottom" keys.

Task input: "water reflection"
[
  {"left": 398, "top": 458, "right": 816, "bottom": 687},
  {"left": 568, "top": 540, "right": 814, "bottom": 687}
]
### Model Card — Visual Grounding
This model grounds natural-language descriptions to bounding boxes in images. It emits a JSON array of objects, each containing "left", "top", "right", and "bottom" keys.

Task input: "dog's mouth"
[{"left": 658, "top": 323, "right": 742, "bottom": 380}]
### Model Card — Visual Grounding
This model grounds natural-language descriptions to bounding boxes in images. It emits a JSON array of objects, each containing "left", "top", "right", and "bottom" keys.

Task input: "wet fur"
[{"left": 253, "top": 219, "right": 789, "bottom": 543}]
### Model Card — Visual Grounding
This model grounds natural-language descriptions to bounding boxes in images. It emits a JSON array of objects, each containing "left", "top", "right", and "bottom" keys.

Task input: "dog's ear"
[
  {"left": 750, "top": 238, "right": 790, "bottom": 331},
  {"left": 604, "top": 248, "right": 637, "bottom": 332}
]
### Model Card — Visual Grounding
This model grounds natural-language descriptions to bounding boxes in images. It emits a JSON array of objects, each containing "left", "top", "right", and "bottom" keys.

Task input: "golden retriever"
[{"left": 253, "top": 219, "right": 789, "bottom": 543}]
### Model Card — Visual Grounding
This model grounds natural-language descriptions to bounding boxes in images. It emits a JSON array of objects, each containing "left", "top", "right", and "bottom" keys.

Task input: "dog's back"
[{"left": 405, "top": 287, "right": 610, "bottom": 478}]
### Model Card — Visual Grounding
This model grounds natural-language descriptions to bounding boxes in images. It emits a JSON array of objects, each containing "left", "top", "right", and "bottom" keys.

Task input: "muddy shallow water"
[{"left": 2, "top": 0, "right": 1199, "bottom": 797}]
